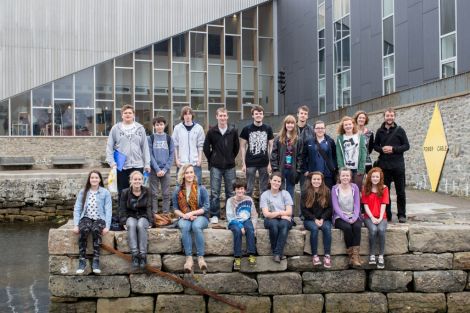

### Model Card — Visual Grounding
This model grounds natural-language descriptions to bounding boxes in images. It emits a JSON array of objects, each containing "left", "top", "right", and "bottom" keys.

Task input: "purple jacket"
[{"left": 331, "top": 183, "right": 361, "bottom": 225}]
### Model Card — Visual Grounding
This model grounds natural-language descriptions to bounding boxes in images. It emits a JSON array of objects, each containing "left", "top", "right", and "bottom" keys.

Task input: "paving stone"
[
  {"left": 130, "top": 274, "right": 183, "bottom": 293},
  {"left": 369, "top": 270, "right": 412, "bottom": 292},
  {"left": 409, "top": 225, "right": 470, "bottom": 253},
  {"left": 453, "top": 252, "right": 470, "bottom": 269},
  {"left": 325, "top": 293, "right": 387, "bottom": 313},
  {"left": 447, "top": 292, "right": 470, "bottom": 313},
  {"left": 414, "top": 270, "right": 467, "bottom": 292},
  {"left": 97, "top": 297, "right": 154, "bottom": 313},
  {"left": 155, "top": 295, "right": 205, "bottom": 313},
  {"left": 385, "top": 253, "right": 453, "bottom": 270},
  {"left": 49, "top": 301, "right": 96, "bottom": 313},
  {"left": 273, "top": 294, "right": 324, "bottom": 313},
  {"left": 303, "top": 270, "right": 366, "bottom": 293},
  {"left": 183, "top": 273, "right": 257, "bottom": 294},
  {"left": 49, "top": 275, "right": 130, "bottom": 297},
  {"left": 207, "top": 295, "right": 271, "bottom": 313},
  {"left": 387, "top": 293, "right": 446, "bottom": 313},
  {"left": 257, "top": 272, "right": 302, "bottom": 295}
]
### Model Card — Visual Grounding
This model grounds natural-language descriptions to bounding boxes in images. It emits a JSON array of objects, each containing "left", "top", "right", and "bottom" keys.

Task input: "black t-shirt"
[{"left": 240, "top": 123, "right": 274, "bottom": 167}]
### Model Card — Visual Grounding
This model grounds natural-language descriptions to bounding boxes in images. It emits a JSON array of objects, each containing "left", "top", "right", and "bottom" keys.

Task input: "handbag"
[{"left": 154, "top": 213, "right": 177, "bottom": 227}]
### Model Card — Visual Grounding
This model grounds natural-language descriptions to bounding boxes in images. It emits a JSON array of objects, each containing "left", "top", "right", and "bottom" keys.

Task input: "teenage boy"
[
  {"left": 203, "top": 108, "right": 240, "bottom": 224},
  {"left": 148, "top": 116, "right": 174, "bottom": 214},
  {"left": 172, "top": 106, "right": 205, "bottom": 184},
  {"left": 239, "top": 105, "right": 274, "bottom": 197},
  {"left": 226, "top": 179, "right": 258, "bottom": 270},
  {"left": 297, "top": 105, "right": 314, "bottom": 192}
]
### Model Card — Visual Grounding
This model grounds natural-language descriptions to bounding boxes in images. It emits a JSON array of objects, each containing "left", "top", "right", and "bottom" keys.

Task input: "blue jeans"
[
  {"left": 178, "top": 216, "right": 209, "bottom": 256},
  {"left": 364, "top": 218, "right": 387, "bottom": 255},
  {"left": 229, "top": 220, "right": 256, "bottom": 257},
  {"left": 210, "top": 167, "right": 236, "bottom": 218},
  {"left": 304, "top": 219, "right": 332, "bottom": 255},
  {"left": 281, "top": 168, "right": 295, "bottom": 203},
  {"left": 246, "top": 166, "right": 269, "bottom": 198},
  {"left": 126, "top": 217, "right": 149, "bottom": 255},
  {"left": 176, "top": 165, "right": 202, "bottom": 185},
  {"left": 264, "top": 218, "right": 292, "bottom": 256}
]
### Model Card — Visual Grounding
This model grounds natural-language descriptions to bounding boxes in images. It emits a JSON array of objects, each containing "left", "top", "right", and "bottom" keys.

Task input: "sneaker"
[
  {"left": 323, "top": 255, "right": 331, "bottom": 268},
  {"left": 209, "top": 216, "right": 219, "bottom": 224},
  {"left": 398, "top": 216, "right": 407, "bottom": 223},
  {"left": 369, "top": 255, "right": 376, "bottom": 265},
  {"left": 312, "top": 255, "right": 322, "bottom": 266},
  {"left": 248, "top": 255, "right": 257, "bottom": 266},
  {"left": 76, "top": 258, "right": 87, "bottom": 274},
  {"left": 139, "top": 254, "right": 147, "bottom": 269},
  {"left": 131, "top": 254, "right": 140, "bottom": 269},
  {"left": 273, "top": 255, "right": 281, "bottom": 263},
  {"left": 92, "top": 258, "right": 101, "bottom": 274},
  {"left": 233, "top": 258, "right": 241, "bottom": 271},
  {"left": 377, "top": 255, "right": 385, "bottom": 269}
]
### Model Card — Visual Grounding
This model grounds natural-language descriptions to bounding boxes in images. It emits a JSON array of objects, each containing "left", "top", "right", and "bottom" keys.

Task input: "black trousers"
[
  {"left": 78, "top": 217, "right": 105, "bottom": 259},
  {"left": 382, "top": 167, "right": 406, "bottom": 220},
  {"left": 335, "top": 219, "right": 362, "bottom": 248}
]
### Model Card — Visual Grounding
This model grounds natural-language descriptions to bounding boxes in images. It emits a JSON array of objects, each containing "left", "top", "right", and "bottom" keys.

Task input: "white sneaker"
[{"left": 209, "top": 216, "right": 219, "bottom": 224}]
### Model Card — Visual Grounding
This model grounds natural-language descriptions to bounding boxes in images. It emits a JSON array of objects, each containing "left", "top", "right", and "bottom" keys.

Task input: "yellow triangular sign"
[{"left": 422, "top": 103, "right": 448, "bottom": 192}]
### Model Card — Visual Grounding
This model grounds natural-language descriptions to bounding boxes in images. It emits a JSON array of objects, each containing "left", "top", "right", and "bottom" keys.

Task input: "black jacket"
[
  {"left": 203, "top": 125, "right": 240, "bottom": 169},
  {"left": 119, "top": 187, "right": 153, "bottom": 226},
  {"left": 270, "top": 136, "right": 303, "bottom": 184},
  {"left": 374, "top": 122, "right": 410, "bottom": 169},
  {"left": 301, "top": 195, "right": 333, "bottom": 221}
]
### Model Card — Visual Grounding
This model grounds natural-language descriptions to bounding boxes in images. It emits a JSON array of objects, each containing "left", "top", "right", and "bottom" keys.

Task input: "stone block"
[
  {"left": 41, "top": 206, "right": 57, "bottom": 213},
  {"left": 3, "top": 201, "right": 25, "bottom": 208},
  {"left": 207, "top": 295, "right": 271, "bottom": 313},
  {"left": 9, "top": 214, "right": 34, "bottom": 222},
  {"left": 156, "top": 295, "right": 205, "bottom": 313},
  {"left": 34, "top": 215, "right": 49, "bottom": 222},
  {"left": 386, "top": 253, "right": 453, "bottom": 270},
  {"left": 21, "top": 209, "right": 47, "bottom": 216},
  {"left": 97, "top": 297, "right": 154, "bottom": 313},
  {"left": 287, "top": 255, "right": 349, "bottom": 271},
  {"left": 453, "top": 252, "right": 470, "bottom": 269},
  {"left": 256, "top": 229, "right": 305, "bottom": 256},
  {"left": 325, "top": 293, "right": 387, "bottom": 313},
  {"left": 369, "top": 270, "right": 412, "bottom": 292},
  {"left": 49, "top": 301, "right": 96, "bottom": 313},
  {"left": 115, "top": 229, "right": 182, "bottom": 254},
  {"left": 184, "top": 273, "right": 258, "bottom": 294},
  {"left": 48, "top": 228, "right": 114, "bottom": 255},
  {"left": 99, "top": 254, "right": 161, "bottom": 275},
  {"left": 387, "top": 293, "right": 446, "bottom": 313},
  {"left": 414, "top": 270, "right": 467, "bottom": 292},
  {"left": 0, "top": 208, "right": 20, "bottom": 214},
  {"left": 273, "top": 294, "right": 324, "bottom": 313},
  {"left": 447, "top": 292, "right": 470, "bottom": 313},
  {"left": 258, "top": 272, "right": 302, "bottom": 295},
  {"left": 303, "top": 270, "right": 366, "bottom": 293},
  {"left": 130, "top": 274, "right": 183, "bottom": 293},
  {"left": 409, "top": 225, "right": 470, "bottom": 253},
  {"left": 49, "top": 275, "right": 130, "bottom": 297},
  {"left": 240, "top": 255, "right": 287, "bottom": 273},
  {"left": 49, "top": 255, "right": 90, "bottom": 275},
  {"left": 162, "top": 255, "right": 234, "bottom": 273},
  {"left": 203, "top": 229, "right": 234, "bottom": 255}
]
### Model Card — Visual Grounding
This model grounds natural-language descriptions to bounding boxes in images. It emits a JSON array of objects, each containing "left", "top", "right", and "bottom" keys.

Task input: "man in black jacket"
[
  {"left": 374, "top": 108, "right": 410, "bottom": 223},
  {"left": 203, "top": 108, "right": 240, "bottom": 224}
]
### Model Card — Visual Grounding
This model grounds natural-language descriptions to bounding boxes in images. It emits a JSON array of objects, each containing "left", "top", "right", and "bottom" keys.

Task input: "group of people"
[{"left": 72, "top": 103, "right": 409, "bottom": 274}]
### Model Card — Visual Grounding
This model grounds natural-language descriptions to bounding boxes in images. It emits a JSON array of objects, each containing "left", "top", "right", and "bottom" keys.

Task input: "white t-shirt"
[{"left": 342, "top": 134, "right": 360, "bottom": 170}]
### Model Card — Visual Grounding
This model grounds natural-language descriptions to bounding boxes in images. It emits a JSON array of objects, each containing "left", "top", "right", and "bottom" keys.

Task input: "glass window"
[
  {"left": 319, "top": 96, "right": 326, "bottom": 113},
  {"left": 383, "top": 0, "right": 393, "bottom": 17},
  {"left": 173, "top": 63, "right": 188, "bottom": 102},
  {"left": 342, "top": 89, "right": 351, "bottom": 106},
  {"left": 172, "top": 103, "right": 187, "bottom": 125},
  {"left": 342, "top": 0, "right": 350, "bottom": 15},
  {"left": 54, "top": 100, "right": 73, "bottom": 136},
  {"left": 135, "top": 62, "right": 152, "bottom": 101},
  {"left": 225, "top": 74, "right": 240, "bottom": 111},
  {"left": 208, "top": 18, "right": 223, "bottom": 26},
  {"left": 193, "top": 111, "right": 207, "bottom": 131},
  {"left": 135, "top": 46, "right": 152, "bottom": 60},
  {"left": 208, "top": 65, "right": 223, "bottom": 103},
  {"left": 319, "top": 78, "right": 326, "bottom": 95},
  {"left": 242, "top": 29, "right": 256, "bottom": 67},
  {"left": 383, "top": 16, "right": 394, "bottom": 56},
  {"left": 334, "top": 41, "right": 342, "bottom": 73},
  {"left": 75, "top": 68, "right": 94, "bottom": 108},
  {"left": 32, "top": 85, "right": 53, "bottom": 135},
  {"left": 0, "top": 100, "right": 8, "bottom": 136},
  {"left": 33, "top": 84, "right": 52, "bottom": 107},
  {"left": 191, "top": 32, "right": 206, "bottom": 71},
  {"left": 259, "top": 38, "right": 273, "bottom": 75},
  {"left": 441, "top": 34, "right": 456, "bottom": 60},
  {"left": 258, "top": 76, "right": 273, "bottom": 112},
  {"left": 242, "top": 67, "right": 256, "bottom": 105},
  {"left": 242, "top": 8, "right": 256, "bottom": 28},
  {"left": 258, "top": 4, "right": 273, "bottom": 37},
  {"left": 54, "top": 75, "right": 73, "bottom": 99},
  {"left": 154, "top": 40, "right": 170, "bottom": 69},
  {"left": 115, "top": 53, "right": 133, "bottom": 67},
  {"left": 226, "top": 14, "right": 240, "bottom": 34},
  {"left": 173, "top": 34, "right": 188, "bottom": 62},
  {"left": 135, "top": 102, "right": 153, "bottom": 134},
  {"left": 333, "top": 0, "right": 342, "bottom": 20},
  {"left": 115, "top": 68, "right": 133, "bottom": 108},
  {"left": 95, "top": 61, "right": 113, "bottom": 100},
  {"left": 154, "top": 70, "right": 170, "bottom": 110},
  {"left": 384, "top": 78, "right": 395, "bottom": 94},
  {"left": 208, "top": 27, "right": 223, "bottom": 64},
  {"left": 334, "top": 21, "right": 342, "bottom": 41},
  {"left": 342, "top": 16, "right": 350, "bottom": 37},
  {"left": 11, "top": 92, "right": 31, "bottom": 136},
  {"left": 342, "top": 37, "right": 350, "bottom": 70},
  {"left": 440, "top": 0, "right": 455, "bottom": 35},
  {"left": 96, "top": 101, "right": 113, "bottom": 136},
  {"left": 225, "top": 36, "right": 240, "bottom": 73},
  {"left": 318, "top": 3, "right": 325, "bottom": 30},
  {"left": 442, "top": 61, "right": 455, "bottom": 78},
  {"left": 75, "top": 108, "right": 93, "bottom": 136},
  {"left": 319, "top": 29, "right": 325, "bottom": 49},
  {"left": 383, "top": 55, "right": 395, "bottom": 77},
  {"left": 191, "top": 72, "right": 206, "bottom": 110},
  {"left": 319, "top": 49, "right": 326, "bottom": 79}
]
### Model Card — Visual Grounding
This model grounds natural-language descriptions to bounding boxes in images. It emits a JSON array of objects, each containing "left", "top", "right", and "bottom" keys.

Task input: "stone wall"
[{"left": 48, "top": 222, "right": 470, "bottom": 312}]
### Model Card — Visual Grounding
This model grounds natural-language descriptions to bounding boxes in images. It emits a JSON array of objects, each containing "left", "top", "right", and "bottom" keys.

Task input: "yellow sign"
[{"left": 422, "top": 103, "right": 448, "bottom": 192}]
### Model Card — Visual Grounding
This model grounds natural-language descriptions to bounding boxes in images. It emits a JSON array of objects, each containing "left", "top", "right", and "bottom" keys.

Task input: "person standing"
[
  {"left": 373, "top": 108, "right": 409, "bottom": 223},
  {"left": 148, "top": 116, "right": 174, "bottom": 214},
  {"left": 302, "top": 120, "right": 337, "bottom": 189},
  {"left": 296, "top": 105, "right": 314, "bottom": 194},
  {"left": 203, "top": 108, "right": 240, "bottom": 224},
  {"left": 106, "top": 104, "right": 151, "bottom": 197},
  {"left": 239, "top": 105, "right": 274, "bottom": 198},
  {"left": 354, "top": 111, "right": 375, "bottom": 174},
  {"left": 172, "top": 106, "right": 205, "bottom": 184}
]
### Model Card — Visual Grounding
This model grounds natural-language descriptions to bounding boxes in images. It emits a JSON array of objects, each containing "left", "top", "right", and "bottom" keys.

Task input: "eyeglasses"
[{"left": 314, "top": 127, "right": 325, "bottom": 130}]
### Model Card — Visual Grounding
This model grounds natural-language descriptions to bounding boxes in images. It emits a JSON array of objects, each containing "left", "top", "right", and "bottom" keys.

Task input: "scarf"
[{"left": 177, "top": 182, "right": 198, "bottom": 214}]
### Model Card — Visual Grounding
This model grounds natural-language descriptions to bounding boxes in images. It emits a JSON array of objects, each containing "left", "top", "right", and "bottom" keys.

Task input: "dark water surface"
[{"left": 0, "top": 223, "right": 56, "bottom": 313}]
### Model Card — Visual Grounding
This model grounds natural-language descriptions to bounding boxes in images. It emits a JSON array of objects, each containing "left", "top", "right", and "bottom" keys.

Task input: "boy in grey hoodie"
[{"left": 106, "top": 105, "right": 151, "bottom": 197}]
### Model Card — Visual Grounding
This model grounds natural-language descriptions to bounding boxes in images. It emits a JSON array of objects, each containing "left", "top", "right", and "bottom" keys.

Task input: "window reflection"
[
  {"left": 54, "top": 100, "right": 74, "bottom": 136},
  {"left": 11, "top": 92, "right": 31, "bottom": 136},
  {"left": 0, "top": 101, "right": 8, "bottom": 136}
]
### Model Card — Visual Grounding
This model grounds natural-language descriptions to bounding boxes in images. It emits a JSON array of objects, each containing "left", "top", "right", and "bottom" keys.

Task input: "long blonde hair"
[
  {"left": 278, "top": 115, "right": 298, "bottom": 145},
  {"left": 177, "top": 164, "right": 198, "bottom": 185}
]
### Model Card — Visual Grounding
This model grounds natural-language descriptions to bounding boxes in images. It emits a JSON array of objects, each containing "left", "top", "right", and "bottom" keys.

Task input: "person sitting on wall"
[
  {"left": 73, "top": 170, "right": 112, "bottom": 274},
  {"left": 226, "top": 178, "right": 258, "bottom": 270}
]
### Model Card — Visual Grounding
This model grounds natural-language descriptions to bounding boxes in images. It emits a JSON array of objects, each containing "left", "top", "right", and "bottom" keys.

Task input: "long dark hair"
[
  {"left": 81, "top": 170, "right": 105, "bottom": 210},
  {"left": 304, "top": 171, "right": 330, "bottom": 208}
]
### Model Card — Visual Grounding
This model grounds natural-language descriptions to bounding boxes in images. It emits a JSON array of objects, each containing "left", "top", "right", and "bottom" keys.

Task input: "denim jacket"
[
  {"left": 172, "top": 185, "right": 210, "bottom": 218},
  {"left": 73, "top": 186, "right": 113, "bottom": 229}
]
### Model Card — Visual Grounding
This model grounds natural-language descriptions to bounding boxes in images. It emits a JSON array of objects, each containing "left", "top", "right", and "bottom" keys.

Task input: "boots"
[
  {"left": 184, "top": 256, "right": 193, "bottom": 273},
  {"left": 198, "top": 256, "right": 208, "bottom": 274},
  {"left": 346, "top": 247, "right": 354, "bottom": 266},
  {"left": 131, "top": 253, "right": 140, "bottom": 270},
  {"left": 139, "top": 254, "right": 147, "bottom": 269},
  {"left": 351, "top": 246, "right": 363, "bottom": 267}
]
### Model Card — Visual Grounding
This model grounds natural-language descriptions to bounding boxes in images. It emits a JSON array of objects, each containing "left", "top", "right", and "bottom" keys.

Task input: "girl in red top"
[{"left": 361, "top": 167, "right": 389, "bottom": 269}]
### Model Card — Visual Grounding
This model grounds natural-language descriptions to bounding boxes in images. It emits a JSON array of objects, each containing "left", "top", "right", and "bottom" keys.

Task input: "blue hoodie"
[{"left": 147, "top": 133, "right": 175, "bottom": 174}]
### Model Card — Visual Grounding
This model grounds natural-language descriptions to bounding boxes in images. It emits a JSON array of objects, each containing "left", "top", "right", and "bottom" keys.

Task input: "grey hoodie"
[{"left": 106, "top": 122, "right": 151, "bottom": 169}]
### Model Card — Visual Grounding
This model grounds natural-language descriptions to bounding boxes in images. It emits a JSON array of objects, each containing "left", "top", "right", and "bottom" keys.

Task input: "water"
[{"left": 0, "top": 223, "right": 56, "bottom": 313}]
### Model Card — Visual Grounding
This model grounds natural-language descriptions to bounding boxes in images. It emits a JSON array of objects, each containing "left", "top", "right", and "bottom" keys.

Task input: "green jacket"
[{"left": 336, "top": 134, "right": 367, "bottom": 174}]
